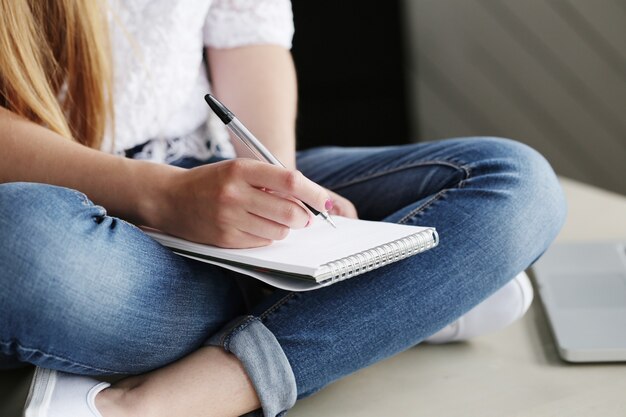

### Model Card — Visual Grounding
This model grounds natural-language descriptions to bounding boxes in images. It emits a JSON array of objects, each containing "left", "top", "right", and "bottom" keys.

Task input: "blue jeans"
[{"left": 0, "top": 138, "right": 566, "bottom": 416}]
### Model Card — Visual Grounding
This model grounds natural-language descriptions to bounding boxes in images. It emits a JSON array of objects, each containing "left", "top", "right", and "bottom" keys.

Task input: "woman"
[{"left": 0, "top": 1, "right": 566, "bottom": 416}]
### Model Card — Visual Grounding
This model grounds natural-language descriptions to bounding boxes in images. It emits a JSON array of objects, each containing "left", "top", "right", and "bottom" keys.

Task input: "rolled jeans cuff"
[{"left": 206, "top": 315, "right": 297, "bottom": 417}]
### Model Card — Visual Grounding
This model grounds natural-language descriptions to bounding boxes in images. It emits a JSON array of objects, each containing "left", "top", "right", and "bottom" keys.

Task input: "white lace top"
[{"left": 102, "top": 0, "right": 294, "bottom": 163}]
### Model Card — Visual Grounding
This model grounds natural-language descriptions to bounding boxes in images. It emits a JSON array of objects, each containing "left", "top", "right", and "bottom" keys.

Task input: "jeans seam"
[
  {"left": 67, "top": 188, "right": 108, "bottom": 224},
  {"left": 68, "top": 189, "right": 92, "bottom": 207},
  {"left": 0, "top": 339, "right": 125, "bottom": 375},
  {"left": 397, "top": 163, "right": 472, "bottom": 224},
  {"left": 331, "top": 160, "right": 468, "bottom": 190},
  {"left": 259, "top": 292, "right": 298, "bottom": 321},
  {"left": 398, "top": 190, "right": 446, "bottom": 224},
  {"left": 220, "top": 315, "right": 257, "bottom": 351}
]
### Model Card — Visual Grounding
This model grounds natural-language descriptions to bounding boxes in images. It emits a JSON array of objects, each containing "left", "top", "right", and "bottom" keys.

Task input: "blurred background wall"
[
  {"left": 292, "top": 1, "right": 626, "bottom": 196},
  {"left": 404, "top": 0, "right": 626, "bottom": 195}
]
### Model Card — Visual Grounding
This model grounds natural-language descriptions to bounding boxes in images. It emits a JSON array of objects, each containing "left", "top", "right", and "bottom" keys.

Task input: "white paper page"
[{"left": 145, "top": 216, "right": 434, "bottom": 276}]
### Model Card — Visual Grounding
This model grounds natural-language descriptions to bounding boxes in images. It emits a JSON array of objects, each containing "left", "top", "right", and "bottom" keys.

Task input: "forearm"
[
  {"left": 207, "top": 45, "right": 298, "bottom": 169},
  {"left": 0, "top": 107, "right": 179, "bottom": 227}
]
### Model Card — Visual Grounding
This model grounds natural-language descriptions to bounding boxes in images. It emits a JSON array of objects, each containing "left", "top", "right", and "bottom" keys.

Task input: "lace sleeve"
[{"left": 204, "top": 0, "right": 294, "bottom": 49}]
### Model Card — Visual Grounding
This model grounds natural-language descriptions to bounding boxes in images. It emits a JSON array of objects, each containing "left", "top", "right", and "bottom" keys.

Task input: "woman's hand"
[
  {"left": 325, "top": 189, "right": 358, "bottom": 219},
  {"left": 150, "top": 159, "right": 332, "bottom": 248}
]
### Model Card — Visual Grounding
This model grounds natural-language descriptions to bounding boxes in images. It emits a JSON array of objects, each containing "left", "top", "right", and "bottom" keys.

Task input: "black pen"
[{"left": 205, "top": 94, "right": 337, "bottom": 228}]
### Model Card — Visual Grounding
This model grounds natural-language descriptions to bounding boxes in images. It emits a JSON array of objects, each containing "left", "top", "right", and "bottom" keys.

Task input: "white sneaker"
[
  {"left": 425, "top": 271, "right": 534, "bottom": 344},
  {"left": 23, "top": 367, "right": 110, "bottom": 417}
]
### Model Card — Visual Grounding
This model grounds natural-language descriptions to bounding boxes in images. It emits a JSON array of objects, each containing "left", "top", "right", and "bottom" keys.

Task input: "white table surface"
[{"left": 2, "top": 178, "right": 625, "bottom": 416}]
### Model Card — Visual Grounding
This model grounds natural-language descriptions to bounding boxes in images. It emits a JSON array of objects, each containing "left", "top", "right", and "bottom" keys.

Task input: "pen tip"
[{"left": 323, "top": 212, "right": 338, "bottom": 228}]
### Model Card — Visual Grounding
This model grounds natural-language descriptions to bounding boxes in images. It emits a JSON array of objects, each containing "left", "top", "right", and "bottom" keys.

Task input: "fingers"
[
  {"left": 326, "top": 190, "right": 358, "bottom": 219},
  {"left": 245, "top": 187, "right": 312, "bottom": 229},
  {"left": 167, "top": 159, "right": 334, "bottom": 248},
  {"left": 218, "top": 229, "right": 274, "bottom": 249},
  {"left": 238, "top": 161, "right": 331, "bottom": 214},
  {"left": 226, "top": 215, "right": 291, "bottom": 248},
  {"left": 209, "top": 205, "right": 292, "bottom": 248}
]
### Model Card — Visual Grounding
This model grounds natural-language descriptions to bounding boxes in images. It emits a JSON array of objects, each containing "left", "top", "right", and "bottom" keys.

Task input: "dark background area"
[{"left": 291, "top": 2, "right": 411, "bottom": 150}]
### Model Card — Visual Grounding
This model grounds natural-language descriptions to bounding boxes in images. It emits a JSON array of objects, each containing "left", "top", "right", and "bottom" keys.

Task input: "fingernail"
[
  {"left": 305, "top": 219, "right": 311, "bottom": 227},
  {"left": 325, "top": 199, "right": 334, "bottom": 211}
]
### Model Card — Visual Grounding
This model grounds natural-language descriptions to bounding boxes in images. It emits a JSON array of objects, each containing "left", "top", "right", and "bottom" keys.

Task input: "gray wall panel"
[{"left": 403, "top": 0, "right": 626, "bottom": 195}]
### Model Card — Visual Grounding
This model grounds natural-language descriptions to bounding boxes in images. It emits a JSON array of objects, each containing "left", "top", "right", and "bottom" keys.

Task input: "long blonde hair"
[{"left": 0, "top": 0, "right": 113, "bottom": 149}]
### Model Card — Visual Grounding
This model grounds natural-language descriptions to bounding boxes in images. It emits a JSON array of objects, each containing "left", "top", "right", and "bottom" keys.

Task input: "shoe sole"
[
  {"left": 514, "top": 271, "right": 534, "bottom": 316},
  {"left": 23, "top": 367, "right": 57, "bottom": 417}
]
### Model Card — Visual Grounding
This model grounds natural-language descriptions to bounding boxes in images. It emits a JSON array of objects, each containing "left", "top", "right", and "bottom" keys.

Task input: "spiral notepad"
[{"left": 144, "top": 216, "right": 438, "bottom": 291}]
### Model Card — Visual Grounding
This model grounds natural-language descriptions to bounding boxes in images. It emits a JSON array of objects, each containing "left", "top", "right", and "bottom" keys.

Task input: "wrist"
[{"left": 130, "top": 160, "right": 184, "bottom": 230}]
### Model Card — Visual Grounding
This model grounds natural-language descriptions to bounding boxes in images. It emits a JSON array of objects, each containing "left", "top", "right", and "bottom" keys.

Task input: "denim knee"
[
  {"left": 499, "top": 138, "right": 565, "bottom": 234},
  {"left": 465, "top": 137, "right": 567, "bottom": 261},
  {"left": 0, "top": 182, "right": 105, "bottom": 283},
  {"left": 0, "top": 182, "right": 96, "bottom": 268},
  {"left": 1, "top": 183, "right": 227, "bottom": 374},
  {"left": 0, "top": 183, "right": 113, "bottom": 370}
]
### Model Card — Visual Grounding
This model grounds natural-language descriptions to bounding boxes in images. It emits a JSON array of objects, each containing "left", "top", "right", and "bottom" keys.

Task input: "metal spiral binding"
[{"left": 322, "top": 228, "right": 439, "bottom": 285}]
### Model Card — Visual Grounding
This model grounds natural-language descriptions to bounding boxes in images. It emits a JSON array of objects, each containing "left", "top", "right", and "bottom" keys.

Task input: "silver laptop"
[{"left": 531, "top": 240, "right": 626, "bottom": 362}]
